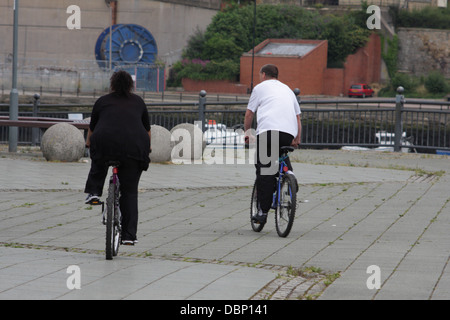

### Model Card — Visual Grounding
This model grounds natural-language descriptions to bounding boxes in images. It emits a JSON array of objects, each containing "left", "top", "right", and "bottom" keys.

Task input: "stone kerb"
[
  {"left": 149, "top": 125, "right": 173, "bottom": 163},
  {"left": 40, "top": 122, "right": 86, "bottom": 162}
]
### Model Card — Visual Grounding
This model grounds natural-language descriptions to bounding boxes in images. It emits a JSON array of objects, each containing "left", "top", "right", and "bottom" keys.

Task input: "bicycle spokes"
[
  {"left": 275, "top": 175, "right": 297, "bottom": 237},
  {"left": 105, "top": 166, "right": 122, "bottom": 260}
]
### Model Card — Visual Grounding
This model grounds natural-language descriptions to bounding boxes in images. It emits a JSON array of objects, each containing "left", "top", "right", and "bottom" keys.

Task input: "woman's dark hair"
[
  {"left": 110, "top": 70, "right": 134, "bottom": 96},
  {"left": 260, "top": 64, "right": 278, "bottom": 79}
]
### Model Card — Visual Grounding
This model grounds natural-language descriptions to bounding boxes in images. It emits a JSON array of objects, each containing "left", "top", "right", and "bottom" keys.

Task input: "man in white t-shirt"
[{"left": 244, "top": 64, "right": 301, "bottom": 224}]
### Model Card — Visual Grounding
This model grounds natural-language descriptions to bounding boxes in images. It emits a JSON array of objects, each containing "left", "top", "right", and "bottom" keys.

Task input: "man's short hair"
[{"left": 260, "top": 64, "right": 278, "bottom": 79}]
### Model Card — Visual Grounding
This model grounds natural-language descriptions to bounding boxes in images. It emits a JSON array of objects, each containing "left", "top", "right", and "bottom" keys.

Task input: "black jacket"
[{"left": 89, "top": 92, "right": 151, "bottom": 170}]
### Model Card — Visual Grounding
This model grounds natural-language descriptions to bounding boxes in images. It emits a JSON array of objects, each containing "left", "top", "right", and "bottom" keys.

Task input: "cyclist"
[
  {"left": 244, "top": 64, "right": 301, "bottom": 224},
  {"left": 84, "top": 70, "right": 151, "bottom": 245}
]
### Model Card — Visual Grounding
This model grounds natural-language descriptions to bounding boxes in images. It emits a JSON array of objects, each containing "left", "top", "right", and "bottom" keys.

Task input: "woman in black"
[{"left": 84, "top": 70, "right": 151, "bottom": 245}]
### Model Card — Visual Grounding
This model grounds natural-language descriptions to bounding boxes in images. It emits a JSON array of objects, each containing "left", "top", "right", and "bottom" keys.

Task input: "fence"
[{"left": 1, "top": 88, "right": 450, "bottom": 154}]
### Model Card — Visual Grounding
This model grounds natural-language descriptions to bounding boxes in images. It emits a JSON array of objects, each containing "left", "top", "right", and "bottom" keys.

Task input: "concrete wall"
[
  {"left": 0, "top": 0, "right": 218, "bottom": 68},
  {"left": 159, "top": 0, "right": 221, "bottom": 9},
  {"left": 397, "top": 27, "right": 450, "bottom": 79}
]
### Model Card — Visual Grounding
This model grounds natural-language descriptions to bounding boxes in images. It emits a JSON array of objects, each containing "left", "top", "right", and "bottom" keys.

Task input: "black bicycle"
[
  {"left": 101, "top": 161, "right": 122, "bottom": 260},
  {"left": 250, "top": 146, "right": 298, "bottom": 237}
]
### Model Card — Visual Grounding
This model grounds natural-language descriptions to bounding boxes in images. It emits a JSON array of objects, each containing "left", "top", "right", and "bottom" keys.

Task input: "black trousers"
[
  {"left": 255, "top": 131, "right": 294, "bottom": 213},
  {"left": 85, "top": 158, "right": 143, "bottom": 241}
]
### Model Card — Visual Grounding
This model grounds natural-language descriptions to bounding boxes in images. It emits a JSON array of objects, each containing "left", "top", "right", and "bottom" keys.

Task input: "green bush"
[
  {"left": 393, "top": 6, "right": 450, "bottom": 30},
  {"left": 175, "top": 58, "right": 239, "bottom": 82},
  {"left": 169, "top": 3, "right": 371, "bottom": 84},
  {"left": 391, "top": 72, "right": 419, "bottom": 92},
  {"left": 424, "top": 71, "right": 449, "bottom": 94},
  {"left": 381, "top": 35, "right": 399, "bottom": 79},
  {"left": 378, "top": 71, "right": 449, "bottom": 98}
]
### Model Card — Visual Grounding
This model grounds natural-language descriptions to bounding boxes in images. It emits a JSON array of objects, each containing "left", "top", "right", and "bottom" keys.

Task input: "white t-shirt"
[{"left": 247, "top": 79, "right": 301, "bottom": 137}]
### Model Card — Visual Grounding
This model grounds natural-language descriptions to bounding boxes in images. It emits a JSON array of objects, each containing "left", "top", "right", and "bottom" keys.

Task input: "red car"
[{"left": 348, "top": 83, "right": 374, "bottom": 98}]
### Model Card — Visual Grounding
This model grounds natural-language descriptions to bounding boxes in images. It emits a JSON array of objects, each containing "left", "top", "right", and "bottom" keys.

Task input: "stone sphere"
[
  {"left": 41, "top": 123, "right": 86, "bottom": 162},
  {"left": 170, "top": 123, "right": 205, "bottom": 161},
  {"left": 149, "top": 125, "right": 172, "bottom": 163}
]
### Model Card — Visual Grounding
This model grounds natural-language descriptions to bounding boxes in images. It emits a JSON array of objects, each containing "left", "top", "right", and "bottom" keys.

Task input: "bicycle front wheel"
[
  {"left": 105, "top": 179, "right": 120, "bottom": 260},
  {"left": 275, "top": 174, "right": 297, "bottom": 237}
]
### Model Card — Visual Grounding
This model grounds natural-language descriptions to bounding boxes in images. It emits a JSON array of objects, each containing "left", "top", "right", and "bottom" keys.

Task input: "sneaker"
[
  {"left": 121, "top": 240, "right": 135, "bottom": 246},
  {"left": 121, "top": 240, "right": 138, "bottom": 246},
  {"left": 252, "top": 210, "right": 268, "bottom": 224},
  {"left": 85, "top": 194, "right": 101, "bottom": 205}
]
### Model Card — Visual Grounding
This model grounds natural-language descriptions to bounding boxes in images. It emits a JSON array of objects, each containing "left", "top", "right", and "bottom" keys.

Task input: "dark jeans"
[
  {"left": 85, "top": 157, "right": 143, "bottom": 241},
  {"left": 255, "top": 131, "right": 294, "bottom": 213}
]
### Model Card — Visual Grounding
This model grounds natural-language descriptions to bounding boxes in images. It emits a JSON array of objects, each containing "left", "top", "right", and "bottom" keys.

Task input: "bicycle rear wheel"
[
  {"left": 105, "top": 178, "right": 121, "bottom": 260},
  {"left": 250, "top": 181, "right": 265, "bottom": 232},
  {"left": 275, "top": 174, "right": 297, "bottom": 237}
]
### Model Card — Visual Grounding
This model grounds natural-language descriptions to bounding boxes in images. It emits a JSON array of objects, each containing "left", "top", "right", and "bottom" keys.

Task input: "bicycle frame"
[
  {"left": 111, "top": 166, "right": 122, "bottom": 231},
  {"left": 272, "top": 154, "right": 290, "bottom": 209},
  {"left": 112, "top": 166, "right": 119, "bottom": 183},
  {"left": 102, "top": 165, "right": 121, "bottom": 224}
]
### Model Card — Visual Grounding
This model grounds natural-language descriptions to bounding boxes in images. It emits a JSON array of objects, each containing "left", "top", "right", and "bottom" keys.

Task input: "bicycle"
[
  {"left": 99, "top": 161, "right": 122, "bottom": 260},
  {"left": 250, "top": 146, "right": 298, "bottom": 237}
]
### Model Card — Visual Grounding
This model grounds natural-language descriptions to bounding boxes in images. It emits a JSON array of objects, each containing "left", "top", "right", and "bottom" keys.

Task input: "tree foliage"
[
  {"left": 390, "top": 5, "right": 450, "bottom": 30},
  {"left": 169, "top": 4, "right": 371, "bottom": 84},
  {"left": 425, "top": 71, "right": 449, "bottom": 94}
]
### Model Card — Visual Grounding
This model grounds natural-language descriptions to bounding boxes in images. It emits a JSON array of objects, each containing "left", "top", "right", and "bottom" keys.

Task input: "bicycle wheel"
[
  {"left": 105, "top": 178, "right": 120, "bottom": 259},
  {"left": 275, "top": 174, "right": 297, "bottom": 237},
  {"left": 250, "top": 181, "right": 265, "bottom": 232},
  {"left": 113, "top": 180, "right": 121, "bottom": 257}
]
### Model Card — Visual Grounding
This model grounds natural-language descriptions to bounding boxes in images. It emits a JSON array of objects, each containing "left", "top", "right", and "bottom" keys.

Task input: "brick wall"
[
  {"left": 341, "top": 33, "right": 381, "bottom": 96},
  {"left": 323, "top": 68, "right": 345, "bottom": 96},
  {"left": 240, "top": 39, "right": 328, "bottom": 95},
  {"left": 183, "top": 34, "right": 381, "bottom": 96},
  {"left": 322, "top": 33, "right": 381, "bottom": 96},
  {"left": 182, "top": 78, "right": 248, "bottom": 94}
]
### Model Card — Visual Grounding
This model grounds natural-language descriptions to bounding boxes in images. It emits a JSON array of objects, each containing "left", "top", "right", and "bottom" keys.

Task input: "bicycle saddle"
[
  {"left": 280, "top": 146, "right": 295, "bottom": 154},
  {"left": 105, "top": 161, "right": 121, "bottom": 167}
]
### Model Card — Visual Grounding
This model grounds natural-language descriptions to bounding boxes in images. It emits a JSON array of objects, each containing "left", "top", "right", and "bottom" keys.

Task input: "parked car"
[{"left": 348, "top": 83, "right": 374, "bottom": 98}]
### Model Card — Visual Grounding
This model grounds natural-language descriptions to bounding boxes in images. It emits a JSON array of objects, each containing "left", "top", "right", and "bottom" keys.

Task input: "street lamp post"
[
  {"left": 250, "top": 0, "right": 256, "bottom": 93},
  {"left": 9, "top": 0, "right": 19, "bottom": 153},
  {"left": 105, "top": 0, "right": 113, "bottom": 73}
]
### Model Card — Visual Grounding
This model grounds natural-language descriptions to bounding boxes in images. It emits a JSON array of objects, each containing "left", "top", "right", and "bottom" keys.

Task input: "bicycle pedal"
[{"left": 88, "top": 200, "right": 103, "bottom": 206}]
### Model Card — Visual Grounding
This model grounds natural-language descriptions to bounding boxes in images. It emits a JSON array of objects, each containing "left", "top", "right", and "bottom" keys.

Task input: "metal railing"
[{"left": 1, "top": 87, "right": 449, "bottom": 154}]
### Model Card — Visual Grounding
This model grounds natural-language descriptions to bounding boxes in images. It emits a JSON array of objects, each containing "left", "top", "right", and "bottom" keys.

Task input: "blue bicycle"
[{"left": 250, "top": 146, "right": 298, "bottom": 237}]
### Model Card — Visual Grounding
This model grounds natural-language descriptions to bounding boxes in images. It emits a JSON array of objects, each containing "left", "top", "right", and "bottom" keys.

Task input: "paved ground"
[{"left": 0, "top": 147, "right": 449, "bottom": 301}]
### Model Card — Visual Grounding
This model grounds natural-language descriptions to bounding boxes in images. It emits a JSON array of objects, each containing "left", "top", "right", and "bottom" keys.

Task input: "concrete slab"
[{"left": 1, "top": 148, "right": 449, "bottom": 300}]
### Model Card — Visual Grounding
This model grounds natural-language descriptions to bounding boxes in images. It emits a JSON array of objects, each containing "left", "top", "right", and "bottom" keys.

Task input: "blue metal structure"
[{"left": 95, "top": 24, "right": 163, "bottom": 91}]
